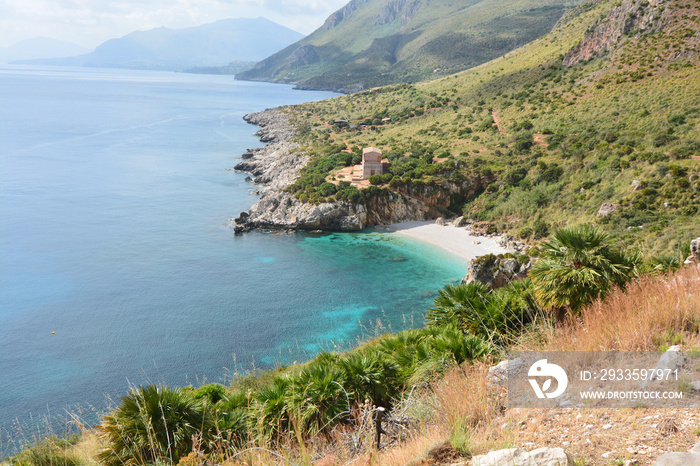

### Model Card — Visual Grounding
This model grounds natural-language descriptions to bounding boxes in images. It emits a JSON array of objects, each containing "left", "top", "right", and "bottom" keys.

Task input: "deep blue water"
[{"left": 0, "top": 65, "right": 466, "bottom": 443}]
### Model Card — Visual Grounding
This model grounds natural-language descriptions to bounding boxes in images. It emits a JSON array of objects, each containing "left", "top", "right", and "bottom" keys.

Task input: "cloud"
[{"left": 0, "top": 0, "right": 349, "bottom": 48}]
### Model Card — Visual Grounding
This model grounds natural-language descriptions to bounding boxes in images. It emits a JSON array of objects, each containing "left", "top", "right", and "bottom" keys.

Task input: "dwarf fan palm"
[
  {"left": 98, "top": 385, "right": 211, "bottom": 466},
  {"left": 338, "top": 350, "right": 400, "bottom": 408},
  {"left": 530, "top": 224, "right": 640, "bottom": 314},
  {"left": 286, "top": 362, "right": 350, "bottom": 436}
]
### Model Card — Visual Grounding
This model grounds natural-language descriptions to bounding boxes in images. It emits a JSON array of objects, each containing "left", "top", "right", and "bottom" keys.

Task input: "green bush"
[
  {"left": 193, "top": 383, "right": 227, "bottom": 404},
  {"left": 530, "top": 224, "right": 641, "bottom": 314},
  {"left": 8, "top": 435, "right": 82, "bottom": 466},
  {"left": 426, "top": 280, "right": 543, "bottom": 345},
  {"left": 368, "top": 174, "right": 383, "bottom": 185},
  {"left": 98, "top": 386, "right": 211, "bottom": 466}
]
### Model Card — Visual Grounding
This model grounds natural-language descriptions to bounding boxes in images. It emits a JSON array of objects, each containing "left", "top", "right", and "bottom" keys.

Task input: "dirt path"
[
  {"left": 492, "top": 109, "right": 506, "bottom": 134},
  {"left": 533, "top": 133, "right": 549, "bottom": 148}
]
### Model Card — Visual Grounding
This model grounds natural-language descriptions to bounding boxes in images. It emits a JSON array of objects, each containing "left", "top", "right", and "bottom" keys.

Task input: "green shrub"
[
  {"left": 368, "top": 174, "right": 383, "bottom": 185},
  {"left": 98, "top": 385, "right": 211, "bottom": 466},
  {"left": 530, "top": 224, "right": 641, "bottom": 314},
  {"left": 8, "top": 435, "right": 82, "bottom": 466},
  {"left": 426, "top": 280, "right": 543, "bottom": 345},
  {"left": 193, "top": 383, "right": 227, "bottom": 404}
]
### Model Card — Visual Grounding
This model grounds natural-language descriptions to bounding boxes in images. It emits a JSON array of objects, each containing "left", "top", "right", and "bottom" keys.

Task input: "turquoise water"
[{"left": 0, "top": 65, "right": 467, "bottom": 439}]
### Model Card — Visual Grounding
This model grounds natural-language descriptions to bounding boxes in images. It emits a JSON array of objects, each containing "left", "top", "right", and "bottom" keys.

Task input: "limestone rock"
[
  {"left": 631, "top": 179, "right": 645, "bottom": 191},
  {"left": 642, "top": 345, "right": 687, "bottom": 389},
  {"left": 453, "top": 216, "right": 469, "bottom": 227},
  {"left": 685, "top": 237, "right": 700, "bottom": 265},
  {"left": 597, "top": 202, "right": 618, "bottom": 217},
  {"left": 652, "top": 345, "right": 686, "bottom": 379},
  {"left": 654, "top": 452, "right": 700, "bottom": 465},
  {"left": 563, "top": 0, "right": 669, "bottom": 67},
  {"left": 436, "top": 217, "right": 446, "bottom": 226},
  {"left": 462, "top": 254, "right": 531, "bottom": 289},
  {"left": 473, "top": 447, "right": 573, "bottom": 466},
  {"left": 488, "top": 358, "right": 524, "bottom": 385}
]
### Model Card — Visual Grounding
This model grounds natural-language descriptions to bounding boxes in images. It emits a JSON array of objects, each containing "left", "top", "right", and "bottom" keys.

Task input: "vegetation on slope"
[
  {"left": 5, "top": 225, "right": 699, "bottom": 465},
  {"left": 282, "top": 0, "right": 699, "bottom": 256},
  {"left": 237, "top": 0, "right": 581, "bottom": 92}
]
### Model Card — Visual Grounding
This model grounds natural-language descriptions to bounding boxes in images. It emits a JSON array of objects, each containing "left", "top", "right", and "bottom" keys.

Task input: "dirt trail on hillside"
[{"left": 492, "top": 110, "right": 506, "bottom": 134}]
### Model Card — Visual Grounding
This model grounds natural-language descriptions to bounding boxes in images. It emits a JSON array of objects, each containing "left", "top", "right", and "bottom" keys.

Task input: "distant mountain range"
[
  {"left": 0, "top": 38, "right": 91, "bottom": 63},
  {"left": 16, "top": 18, "right": 304, "bottom": 72},
  {"left": 237, "top": 0, "right": 582, "bottom": 92}
]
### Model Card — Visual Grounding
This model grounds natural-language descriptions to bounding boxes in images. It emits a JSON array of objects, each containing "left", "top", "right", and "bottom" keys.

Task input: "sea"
[{"left": 0, "top": 65, "right": 466, "bottom": 448}]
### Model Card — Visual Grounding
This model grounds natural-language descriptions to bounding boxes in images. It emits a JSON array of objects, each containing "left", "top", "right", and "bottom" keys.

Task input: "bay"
[{"left": 0, "top": 65, "right": 466, "bottom": 443}]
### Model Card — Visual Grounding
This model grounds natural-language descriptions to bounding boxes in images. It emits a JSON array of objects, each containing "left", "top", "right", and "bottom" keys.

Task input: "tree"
[{"left": 529, "top": 224, "right": 640, "bottom": 316}]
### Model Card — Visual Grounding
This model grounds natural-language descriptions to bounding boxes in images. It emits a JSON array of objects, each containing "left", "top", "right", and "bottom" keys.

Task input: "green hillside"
[
  {"left": 283, "top": 0, "right": 700, "bottom": 256},
  {"left": 236, "top": 0, "right": 582, "bottom": 92}
]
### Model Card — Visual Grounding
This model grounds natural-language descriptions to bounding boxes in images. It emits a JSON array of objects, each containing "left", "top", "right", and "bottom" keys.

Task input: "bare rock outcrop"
[
  {"left": 473, "top": 447, "right": 573, "bottom": 466},
  {"left": 376, "top": 0, "right": 421, "bottom": 25},
  {"left": 597, "top": 202, "right": 618, "bottom": 217},
  {"left": 462, "top": 254, "right": 531, "bottom": 289},
  {"left": 655, "top": 441, "right": 700, "bottom": 465},
  {"left": 685, "top": 238, "right": 700, "bottom": 265},
  {"left": 233, "top": 109, "right": 368, "bottom": 232},
  {"left": 563, "top": 0, "right": 669, "bottom": 66}
]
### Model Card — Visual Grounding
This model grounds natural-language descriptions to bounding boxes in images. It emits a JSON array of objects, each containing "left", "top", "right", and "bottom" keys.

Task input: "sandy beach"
[{"left": 384, "top": 221, "right": 510, "bottom": 264}]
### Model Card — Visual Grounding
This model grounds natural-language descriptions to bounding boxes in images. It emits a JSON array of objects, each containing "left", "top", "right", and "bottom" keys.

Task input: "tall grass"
[{"left": 538, "top": 265, "right": 700, "bottom": 351}]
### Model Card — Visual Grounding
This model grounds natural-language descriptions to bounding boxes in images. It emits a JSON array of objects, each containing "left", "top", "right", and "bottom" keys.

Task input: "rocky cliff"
[
  {"left": 233, "top": 110, "right": 416, "bottom": 232},
  {"left": 232, "top": 110, "right": 483, "bottom": 232},
  {"left": 563, "top": 0, "right": 669, "bottom": 66}
]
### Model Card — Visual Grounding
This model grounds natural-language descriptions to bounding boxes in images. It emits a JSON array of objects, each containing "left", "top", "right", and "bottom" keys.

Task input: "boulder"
[
  {"left": 685, "top": 237, "right": 700, "bottom": 265},
  {"left": 642, "top": 345, "right": 687, "bottom": 389},
  {"left": 488, "top": 358, "right": 524, "bottom": 385},
  {"left": 462, "top": 254, "right": 531, "bottom": 289},
  {"left": 436, "top": 217, "right": 446, "bottom": 226},
  {"left": 453, "top": 216, "right": 469, "bottom": 227},
  {"left": 473, "top": 447, "right": 573, "bottom": 466},
  {"left": 652, "top": 345, "right": 686, "bottom": 378},
  {"left": 654, "top": 452, "right": 700, "bottom": 465},
  {"left": 597, "top": 202, "right": 618, "bottom": 217}
]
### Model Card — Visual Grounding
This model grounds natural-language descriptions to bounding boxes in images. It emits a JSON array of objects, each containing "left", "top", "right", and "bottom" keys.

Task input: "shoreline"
[
  {"left": 382, "top": 221, "right": 511, "bottom": 265},
  {"left": 233, "top": 110, "right": 526, "bottom": 264}
]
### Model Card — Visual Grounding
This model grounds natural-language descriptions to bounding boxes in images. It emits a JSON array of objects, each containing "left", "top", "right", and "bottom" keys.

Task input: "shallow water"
[{"left": 0, "top": 65, "right": 467, "bottom": 438}]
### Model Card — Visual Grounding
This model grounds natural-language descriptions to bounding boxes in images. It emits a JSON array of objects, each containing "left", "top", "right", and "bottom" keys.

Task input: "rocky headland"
[
  {"left": 232, "top": 109, "right": 461, "bottom": 233},
  {"left": 231, "top": 109, "right": 367, "bottom": 232}
]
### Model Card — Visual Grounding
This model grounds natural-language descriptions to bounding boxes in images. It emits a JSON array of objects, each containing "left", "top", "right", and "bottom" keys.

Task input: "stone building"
[{"left": 361, "top": 147, "right": 383, "bottom": 179}]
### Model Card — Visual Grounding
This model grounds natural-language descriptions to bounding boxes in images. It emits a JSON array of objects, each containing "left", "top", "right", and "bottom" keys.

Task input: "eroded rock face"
[
  {"left": 233, "top": 110, "right": 367, "bottom": 232},
  {"left": 233, "top": 109, "right": 443, "bottom": 232},
  {"left": 563, "top": 0, "right": 669, "bottom": 66},
  {"left": 376, "top": 0, "right": 421, "bottom": 25},
  {"left": 462, "top": 254, "right": 531, "bottom": 289}
]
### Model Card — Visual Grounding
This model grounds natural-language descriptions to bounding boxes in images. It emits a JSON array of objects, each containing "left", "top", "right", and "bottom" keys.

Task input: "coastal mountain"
[
  {"left": 0, "top": 37, "right": 90, "bottom": 63},
  {"left": 236, "top": 0, "right": 583, "bottom": 92},
  {"left": 17, "top": 18, "right": 303, "bottom": 71},
  {"left": 236, "top": 0, "right": 699, "bottom": 255}
]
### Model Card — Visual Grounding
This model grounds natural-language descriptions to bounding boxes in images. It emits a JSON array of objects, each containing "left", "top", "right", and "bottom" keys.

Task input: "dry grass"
[
  {"left": 365, "top": 266, "right": 700, "bottom": 465},
  {"left": 542, "top": 265, "right": 700, "bottom": 352}
]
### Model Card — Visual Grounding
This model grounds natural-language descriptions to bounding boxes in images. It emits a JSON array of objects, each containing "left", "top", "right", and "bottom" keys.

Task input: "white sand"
[{"left": 383, "top": 221, "right": 509, "bottom": 264}]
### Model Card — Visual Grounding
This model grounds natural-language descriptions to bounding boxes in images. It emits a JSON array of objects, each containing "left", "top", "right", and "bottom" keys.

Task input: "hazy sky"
[{"left": 0, "top": 0, "right": 350, "bottom": 48}]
